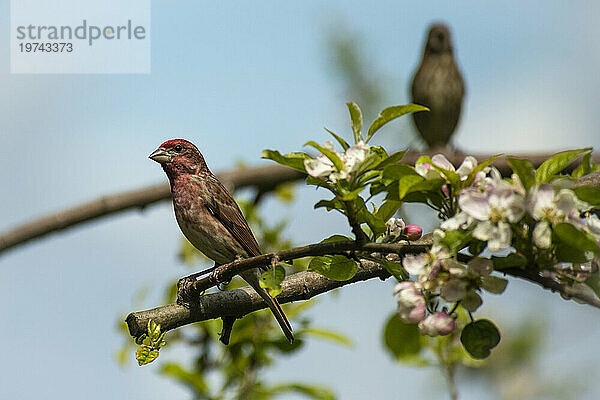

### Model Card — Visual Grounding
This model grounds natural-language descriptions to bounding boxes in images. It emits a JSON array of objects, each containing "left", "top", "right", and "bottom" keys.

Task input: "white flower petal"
[
  {"left": 386, "top": 217, "right": 406, "bottom": 237},
  {"left": 456, "top": 156, "right": 478, "bottom": 180},
  {"left": 402, "top": 254, "right": 428, "bottom": 276},
  {"left": 344, "top": 141, "right": 370, "bottom": 172},
  {"left": 432, "top": 154, "right": 455, "bottom": 171},
  {"left": 440, "top": 212, "right": 473, "bottom": 231},
  {"left": 322, "top": 140, "right": 335, "bottom": 151},
  {"left": 473, "top": 220, "right": 494, "bottom": 241},
  {"left": 529, "top": 184, "right": 555, "bottom": 220},
  {"left": 487, "top": 221, "right": 512, "bottom": 252},
  {"left": 511, "top": 173, "right": 526, "bottom": 196},
  {"left": 587, "top": 216, "right": 600, "bottom": 236},
  {"left": 554, "top": 189, "right": 578, "bottom": 216},
  {"left": 459, "top": 189, "right": 491, "bottom": 220},
  {"left": 533, "top": 221, "right": 552, "bottom": 249},
  {"left": 304, "top": 156, "right": 334, "bottom": 179}
]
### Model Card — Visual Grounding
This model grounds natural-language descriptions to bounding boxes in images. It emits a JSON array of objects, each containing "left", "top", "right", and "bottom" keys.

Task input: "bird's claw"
[{"left": 176, "top": 276, "right": 197, "bottom": 303}]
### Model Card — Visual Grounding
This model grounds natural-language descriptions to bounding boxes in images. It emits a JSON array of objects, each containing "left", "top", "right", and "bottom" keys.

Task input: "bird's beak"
[{"left": 149, "top": 148, "right": 172, "bottom": 164}]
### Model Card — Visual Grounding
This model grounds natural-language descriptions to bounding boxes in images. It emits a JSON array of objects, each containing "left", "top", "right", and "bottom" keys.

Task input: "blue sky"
[{"left": 1, "top": 1, "right": 600, "bottom": 399}]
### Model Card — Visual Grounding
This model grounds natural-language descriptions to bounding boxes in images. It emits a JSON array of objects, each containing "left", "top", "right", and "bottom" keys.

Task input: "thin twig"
[{"left": 179, "top": 240, "right": 430, "bottom": 299}]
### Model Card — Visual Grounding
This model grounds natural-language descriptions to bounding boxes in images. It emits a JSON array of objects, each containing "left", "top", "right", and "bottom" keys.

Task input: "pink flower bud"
[
  {"left": 403, "top": 225, "right": 423, "bottom": 241},
  {"left": 441, "top": 184, "right": 449, "bottom": 197},
  {"left": 394, "top": 281, "right": 426, "bottom": 323},
  {"left": 418, "top": 312, "right": 455, "bottom": 336}
]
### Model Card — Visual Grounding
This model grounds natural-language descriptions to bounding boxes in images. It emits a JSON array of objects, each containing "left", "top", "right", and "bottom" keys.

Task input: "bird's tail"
[
  {"left": 259, "top": 289, "right": 294, "bottom": 344},
  {"left": 241, "top": 270, "right": 294, "bottom": 343}
]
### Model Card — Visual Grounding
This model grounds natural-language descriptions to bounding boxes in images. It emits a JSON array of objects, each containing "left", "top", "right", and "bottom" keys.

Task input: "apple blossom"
[
  {"left": 415, "top": 154, "right": 478, "bottom": 181},
  {"left": 303, "top": 140, "right": 371, "bottom": 183},
  {"left": 394, "top": 282, "right": 426, "bottom": 323},
  {"left": 459, "top": 178, "right": 525, "bottom": 252},
  {"left": 304, "top": 155, "right": 335, "bottom": 180},
  {"left": 386, "top": 217, "right": 406, "bottom": 238},
  {"left": 418, "top": 312, "right": 455, "bottom": 336}
]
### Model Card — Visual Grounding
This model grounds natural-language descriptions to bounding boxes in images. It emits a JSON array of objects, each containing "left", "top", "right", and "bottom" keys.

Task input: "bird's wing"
[{"left": 203, "top": 177, "right": 262, "bottom": 258}]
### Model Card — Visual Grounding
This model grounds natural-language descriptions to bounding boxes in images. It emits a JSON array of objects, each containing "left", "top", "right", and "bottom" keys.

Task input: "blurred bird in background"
[{"left": 411, "top": 23, "right": 465, "bottom": 150}]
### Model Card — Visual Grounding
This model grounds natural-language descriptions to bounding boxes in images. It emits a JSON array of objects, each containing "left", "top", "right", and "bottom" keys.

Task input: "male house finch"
[
  {"left": 411, "top": 23, "right": 465, "bottom": 149},
  {"left": 149, "top": 139, "right": 294, "bottom": 343}
]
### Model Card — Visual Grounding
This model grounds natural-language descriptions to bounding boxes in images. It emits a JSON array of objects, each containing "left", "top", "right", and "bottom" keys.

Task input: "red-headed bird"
[{"left": 149, "top": 139, "right": 293, "bottom": 343}]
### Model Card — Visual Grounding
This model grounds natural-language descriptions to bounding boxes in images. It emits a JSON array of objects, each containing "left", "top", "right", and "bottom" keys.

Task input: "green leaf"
[
  {"left": 309, "top": 255, "right": 357, "bottom": 281},
  {"left": 356, "top": 170, "right": 381, "bottom": 187},
  {"left": 383, "top": 260, "right": 408, "bottom": 280},
  {"left": 324, "top": 127, "right": 350, "bottom": 151},
  {"left": 366, "top": 104, "right": 429, "bottom": 143},
  {"left": 398, "top": 175, "right": 427, "bottom": 200},
  {"left": 382, "top": 164, "right": 420, "bottom": 181},
  {"left": 134, "top": 334, "right": 147, "bottom": 346},
  {"left": 468, "top": 240, "right": 487, "bottom": 256},
  {"left": 404, "top": 178, "right": 446, "bottom": 195},
  {"left": 431, "top": 164, "right": 461, "bottom": 188},
  {"left": 383, "top": 314, "right": 422, "bottom": 360},
  {"left": 374, "top": 150, "right": 407, "bottom": 170},
  {"left": 297, "top": 327, "right": 354, "bottom": 347},
  {"left": 555, "top": 241, "right": 589, "bottom": 263},
  {"left": 353, "top": 146, "right": 387, "bottom": 178},
  {"left": 375, "top": 200, "right": 403, "bottom": 222},
  {"left": 260, "top": 265, "right": 286, "bottom": 297},
  {"left": 585, "top": 273, "right": 600, "bottom": 299},
  {"left": 321, "top": 234, "right": 353, "bottom": 243},
  {"left": 304, "top": 140, "right": 345, "bottom": 171},
  {"left": 554, "top": 222, "right": 600, "bottom": 254},
  {"left": 491, "top": 253, "right": 528, "bottom": 270},
  {"left": 439, "top": 230, "right": 469, "bottom": 254},
  {"left": 381, "top": 164, "right": 425, "bottom": 200},
  {"left": 136, "top": 346, "right": 159, "bottom": 366},
  {"left": 481, "top": 275, "right": 508, "bottom": 294},
  {"left": 460, "top": 319, "right": 501, "bottom": 359},
  {"left": 161, "top": 364, "right": 208, "bottom": 394},
  {"left": 573, "top": 185, "right": 600, "bottom": 207},
  {"left": 535, "top": 148, "right": 592, "bottom": 184},
  {"left": 148, "top": 319, "right": 161, "bottom": 341},
  {"left": 346, "top": 102, "right": 363, "bottom": 144},
  {"left": 572, "top": 152, "right": 592, "bottom": 179},
  {"left": 261, "top": 150, "right": 311, "bottom": 172},
  {"left": 340, "top": 187, "right": 364, "bottom": 201},
  {"left": 269, "top": 383, "right": 336, "bottom": 400},
  {"left": 314, "top": 198, "right": 344, "bottom": 211},
  {"left": 306, "top": 175, "right": 333, "bottom": 189},
  {"left": 507, "top": 157, "right": 536, "bottom": 190},
  {"left": 355, "top": 197, "right": 387, "bottom": 237}
]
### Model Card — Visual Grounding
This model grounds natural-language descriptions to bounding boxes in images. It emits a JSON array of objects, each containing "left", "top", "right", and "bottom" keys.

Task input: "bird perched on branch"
[
  {"left": 411, "top": 23, "right": 465, "bottom": 149},
  {"left": 149, "top": 139, "right": 294, "bottom": 344}
]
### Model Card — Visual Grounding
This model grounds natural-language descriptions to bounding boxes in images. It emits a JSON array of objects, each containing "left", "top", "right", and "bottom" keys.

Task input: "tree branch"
[
  {"left": 178, "top": 240, "right": 430, "bottom": 300},
  {"left": 126, "top": 258, "right": 391, "bottom": 338},
  {"left": 501, "top": 267, "right": 600, "bottom": 308},
  {"left": 126, "top": 234, "right": 600, "bottom": 339},
  {"left": 2, "top": 151, "right": 598, "bottom": 255},
  {"left": 0, "top": 165, "right": 304, "bottom": 254}
]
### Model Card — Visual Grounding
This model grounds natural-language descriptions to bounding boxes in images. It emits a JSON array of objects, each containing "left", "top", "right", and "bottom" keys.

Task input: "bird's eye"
[{"left": 174, "top": 144, "right": 183, "bottom": 153}]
